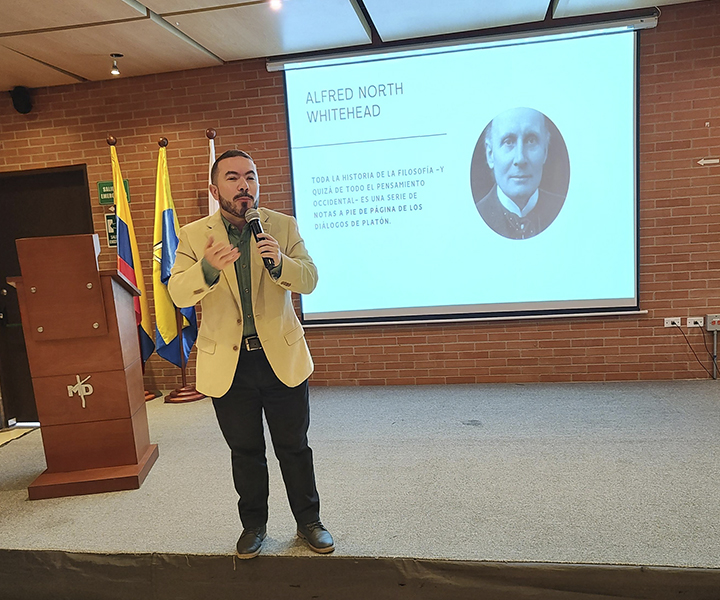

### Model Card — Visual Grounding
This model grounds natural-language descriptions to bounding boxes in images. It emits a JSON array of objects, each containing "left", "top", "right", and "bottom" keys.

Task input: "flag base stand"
[
  {"left": 145, "top": 390, "right": 161, "bottom": 402},
  {"left": 160, "top": 307, "right": 203, "bottom": 404},
  {"left": 165, "top": 385, "right": 205, "bottom": 404}
]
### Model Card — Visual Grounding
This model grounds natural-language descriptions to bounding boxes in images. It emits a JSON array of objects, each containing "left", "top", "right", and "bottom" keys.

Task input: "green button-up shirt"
[{"left": 201, "top": 215, "right": 281, "bottom": 339}]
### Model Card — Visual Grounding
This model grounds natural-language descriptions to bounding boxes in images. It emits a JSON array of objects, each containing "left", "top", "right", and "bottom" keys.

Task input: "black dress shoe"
[
  {"left": 297, "top": 521, "right": 335, "bottom": 554},
  {"left": 236, "top": 525, "right": 267, "bottom": 559}
]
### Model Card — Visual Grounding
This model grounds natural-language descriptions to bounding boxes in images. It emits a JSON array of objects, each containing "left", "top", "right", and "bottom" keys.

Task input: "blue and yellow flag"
[
  {"left": 152, "top": 146, "right": 198, "bottom": 367},
  {"left": 112, "top": 145, "right": 155, "bottom": 363}
]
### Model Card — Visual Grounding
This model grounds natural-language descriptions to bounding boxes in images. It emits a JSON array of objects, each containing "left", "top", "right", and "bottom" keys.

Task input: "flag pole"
[
  {"left": 158, "top": 137, "right": 204, "bottom": 404},
  {"left": 106, "top": 134, "right": 160, "bottom": 401},
  {"left": 176, "top": 305, "right": 187, "bottom": 388},
  {"left": 165, "top": 306, "right": 204, "bottom": 403},
  {"left": 207, "top": 128, "right": 218, "bottom": 216}
]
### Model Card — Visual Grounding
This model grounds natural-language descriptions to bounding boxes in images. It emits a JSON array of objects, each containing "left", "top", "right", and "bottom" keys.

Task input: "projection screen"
[{"left": 282, "top": 27, "right": 639, "bottom": 325}]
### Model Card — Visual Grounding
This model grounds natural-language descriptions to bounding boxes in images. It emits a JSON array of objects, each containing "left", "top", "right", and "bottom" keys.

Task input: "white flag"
[{"left": 208, "top": 136, "right": 218, "bottom": 215}]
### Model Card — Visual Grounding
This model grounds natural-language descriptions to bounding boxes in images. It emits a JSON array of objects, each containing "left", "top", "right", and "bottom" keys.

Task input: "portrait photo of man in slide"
[{"left": 471, "top": 107, "right": 570, "bottom": 240}]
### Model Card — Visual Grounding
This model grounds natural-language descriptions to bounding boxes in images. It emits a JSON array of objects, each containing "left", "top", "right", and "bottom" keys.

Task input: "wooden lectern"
[{"left": 8, "top": 234, "right": 158, "bottom": 500}]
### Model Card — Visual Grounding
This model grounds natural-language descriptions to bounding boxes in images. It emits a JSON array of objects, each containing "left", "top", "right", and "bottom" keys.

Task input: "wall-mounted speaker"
[{"left": 10, "top": 86, "right": 32, "bottom": 114}]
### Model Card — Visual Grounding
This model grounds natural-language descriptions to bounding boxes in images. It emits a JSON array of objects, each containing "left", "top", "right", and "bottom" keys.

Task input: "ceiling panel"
[
  {"left": 362, "top": 0, "right": 552, "bottom": 42},
  {"left": 553, "top": 0, "right": 700, "bottom": 18},
  {"left": 1, "top": 18, "right": 222, "bottom": 82},
  {"left": 142, "top": 0, "right": 256, "bottom": 12},
  {"left": 166, "top": 0, "right": 371, "bottom": 61},
  {"left": 0, "top": 46, "right": 81, "bottom": 90},
  {"left": 0, "top": 0, "right": 146, "bottom": 35},
  {"left": 0, "top": 1, "right": 712, "bottom": 92}
]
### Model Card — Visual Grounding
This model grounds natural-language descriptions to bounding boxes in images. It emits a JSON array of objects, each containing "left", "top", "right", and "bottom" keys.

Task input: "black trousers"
[{"left": 212, "top": 347, "right": 320, "bottom": 529}]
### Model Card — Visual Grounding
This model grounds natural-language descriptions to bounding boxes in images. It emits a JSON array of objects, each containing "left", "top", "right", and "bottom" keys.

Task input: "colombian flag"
[
  {"left": 111, "top": 145, "right": 155, "bottom": 363},
  {"left": 152, "top": 146, "right": 198, "bottom": 367}
]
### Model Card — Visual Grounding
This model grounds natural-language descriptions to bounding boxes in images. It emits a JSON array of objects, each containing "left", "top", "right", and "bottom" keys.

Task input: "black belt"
[{"left": 243, "top": 335, "right": 263, "bottom": 351}]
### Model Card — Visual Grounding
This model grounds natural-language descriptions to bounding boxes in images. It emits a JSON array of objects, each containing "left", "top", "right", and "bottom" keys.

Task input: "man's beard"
[{"left": 219, "top": 193, "right": 255, "bottom": 220}]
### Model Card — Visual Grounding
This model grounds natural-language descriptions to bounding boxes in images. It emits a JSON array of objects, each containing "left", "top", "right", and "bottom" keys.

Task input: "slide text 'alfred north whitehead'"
[{"left": 306, "top": 82, "right": 404, "bottom": 123}]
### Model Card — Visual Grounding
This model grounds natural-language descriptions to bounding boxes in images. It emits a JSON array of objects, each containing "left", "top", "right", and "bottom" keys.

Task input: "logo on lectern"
[{"left": 67, "top": 375, "right": 94, "bottom": 409}]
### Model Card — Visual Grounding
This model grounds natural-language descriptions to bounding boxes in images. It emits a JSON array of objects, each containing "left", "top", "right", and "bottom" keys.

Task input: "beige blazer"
[{"left": 168, "top": 208, "right": 318, "bottom": 397}]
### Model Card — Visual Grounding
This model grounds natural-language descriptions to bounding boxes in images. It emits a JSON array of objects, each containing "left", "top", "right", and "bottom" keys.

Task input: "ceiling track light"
[{"left": 110, "top": 53, "right": 123, "bottom": 76}]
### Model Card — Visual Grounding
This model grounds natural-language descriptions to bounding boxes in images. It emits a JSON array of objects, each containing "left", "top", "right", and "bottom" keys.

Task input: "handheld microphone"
[{"left": 244, "top": 208, "right": 275, "bottom": 270}]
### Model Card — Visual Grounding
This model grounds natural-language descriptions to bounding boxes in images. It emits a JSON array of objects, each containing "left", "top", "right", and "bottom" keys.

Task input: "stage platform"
[{"left": 1, "top": 381, "right": 719, "bottom": 599}]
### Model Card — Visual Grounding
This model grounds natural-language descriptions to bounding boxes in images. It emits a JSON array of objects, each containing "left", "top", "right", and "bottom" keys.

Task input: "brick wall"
[{"left": 1, "top": 1, "right": 718, "bottom": 389}]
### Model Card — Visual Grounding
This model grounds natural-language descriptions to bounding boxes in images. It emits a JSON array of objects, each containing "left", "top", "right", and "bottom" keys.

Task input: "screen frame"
[{"left": 280, "top": 27, "right": 642, "bottom": 328}]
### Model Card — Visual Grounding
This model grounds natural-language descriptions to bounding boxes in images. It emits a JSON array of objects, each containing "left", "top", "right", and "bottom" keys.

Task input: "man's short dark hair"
[{"left": 211, "top": 149, "right": 254, "bottom": 185}]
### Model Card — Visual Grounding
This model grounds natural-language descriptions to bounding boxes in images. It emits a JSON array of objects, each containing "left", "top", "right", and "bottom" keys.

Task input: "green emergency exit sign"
[
  {"left": 105, "top": 213, "right": 117, "bottom": 248},
  {"left": 97, "top": 179, "right": 130, "bottom": 205}
]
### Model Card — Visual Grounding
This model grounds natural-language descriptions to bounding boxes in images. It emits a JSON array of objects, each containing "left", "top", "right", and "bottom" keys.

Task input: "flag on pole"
[
  {"left": 208, "top": 135, "right": 218, "bottom": 215},
  {"left": 152, "top": 146, "right": 198, "bottom": 367},
  {"left": 111, "top": 145, "right": 155, "bottom": 363}
]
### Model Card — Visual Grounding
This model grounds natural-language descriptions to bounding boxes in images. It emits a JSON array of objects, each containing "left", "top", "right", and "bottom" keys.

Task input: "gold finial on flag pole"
[
  {"left": 106, "top": 135, "right": 117, "bottom": 146},
  {"left": 158, "top": 137, "right": 168, "bottom": 148},
  {"left": 205, "top": 128, "right": 216, "bottom": 140}
]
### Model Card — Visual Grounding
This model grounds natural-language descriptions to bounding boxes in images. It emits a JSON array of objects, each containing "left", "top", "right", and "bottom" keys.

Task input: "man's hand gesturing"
[{"left": 204, "top": 235, "right": 240, "bottom": 270}]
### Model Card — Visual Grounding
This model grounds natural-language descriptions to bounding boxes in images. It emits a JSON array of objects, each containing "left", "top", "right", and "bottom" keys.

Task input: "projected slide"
[{"left": 284, "top": 29, "right": 638, "bottom": 324}]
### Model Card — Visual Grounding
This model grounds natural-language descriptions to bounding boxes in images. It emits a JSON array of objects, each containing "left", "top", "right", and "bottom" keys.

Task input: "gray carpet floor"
[{"left": 0, "top": 381, "right": 718, "bottom": 568}]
